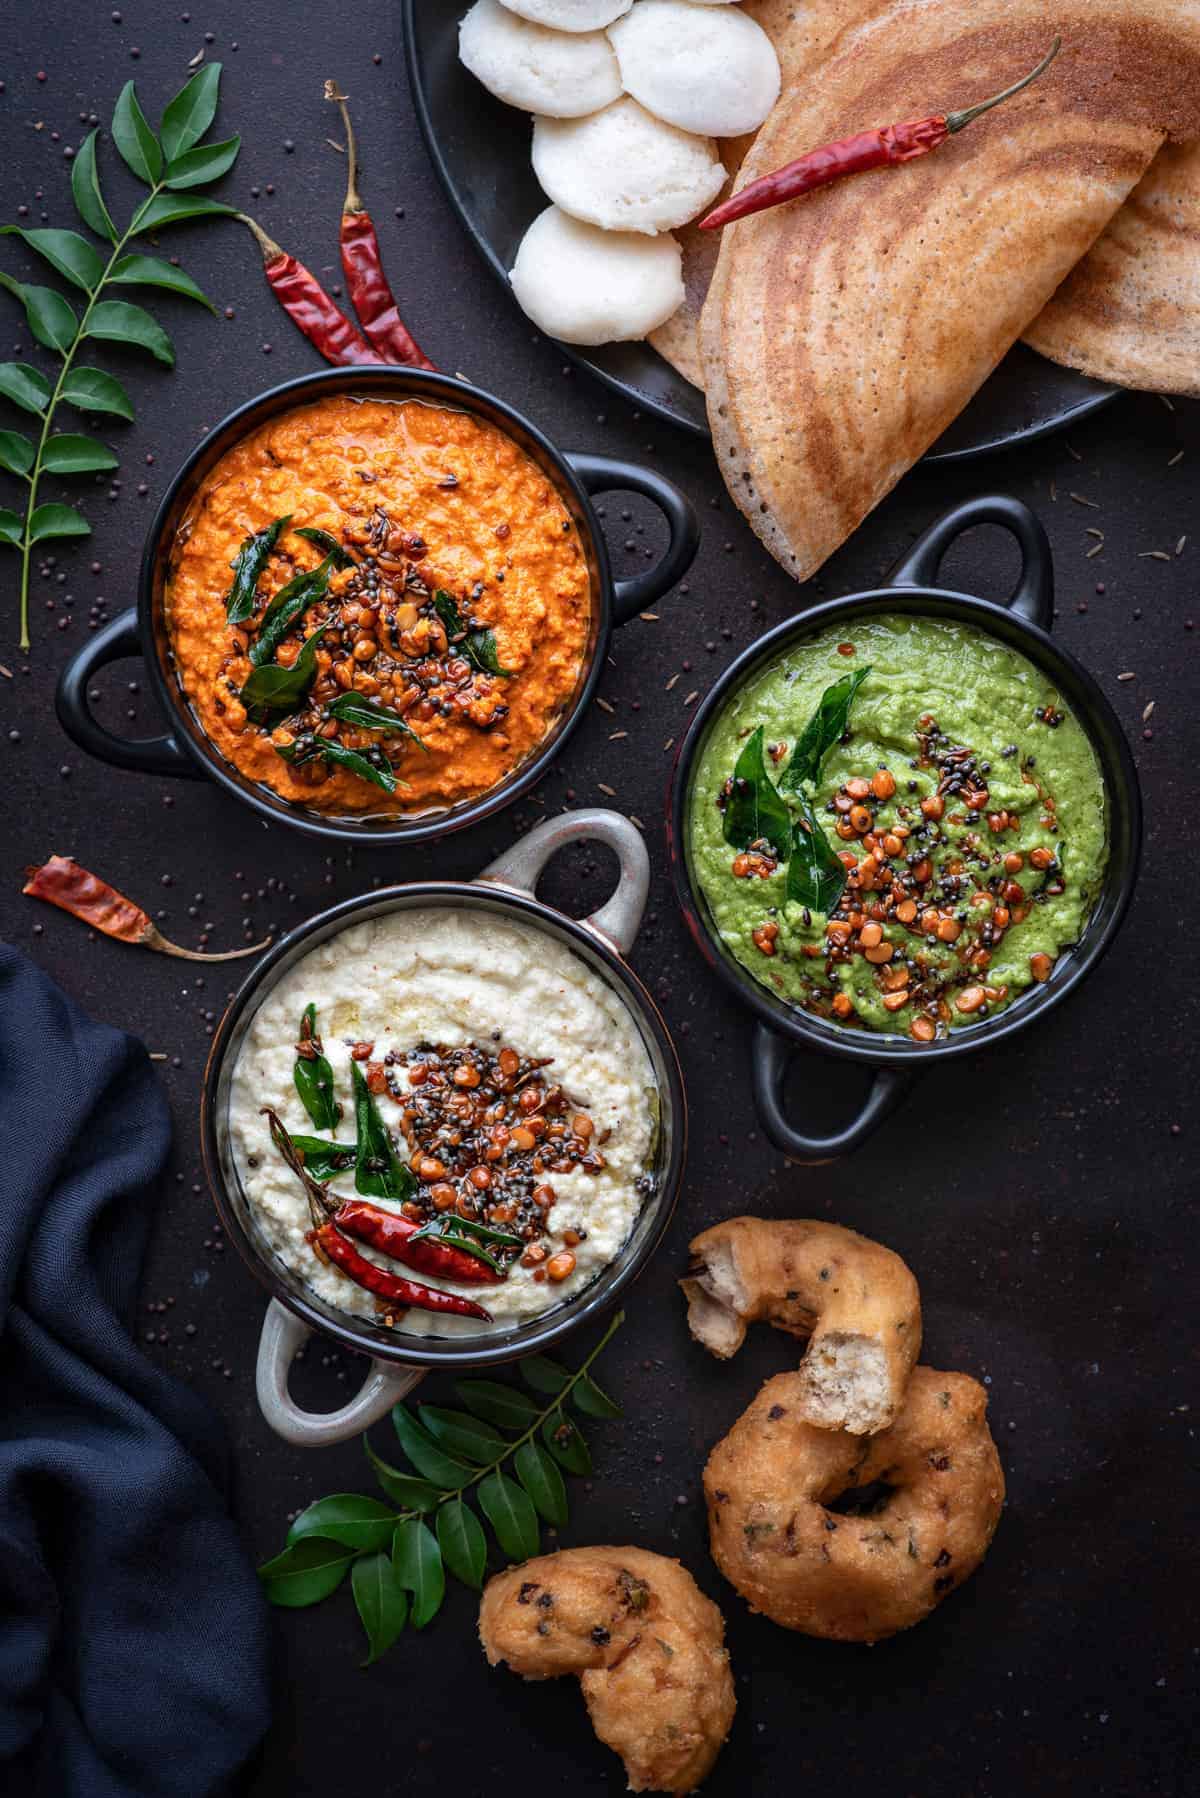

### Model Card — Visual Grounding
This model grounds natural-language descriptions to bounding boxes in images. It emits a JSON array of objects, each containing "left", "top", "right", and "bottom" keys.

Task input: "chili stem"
[
  {"left": 945, "top": 37, "right": 1061, "bottom": 133},
  {"left": 324, "top": 80, "right": 363, "bottom": 214}
]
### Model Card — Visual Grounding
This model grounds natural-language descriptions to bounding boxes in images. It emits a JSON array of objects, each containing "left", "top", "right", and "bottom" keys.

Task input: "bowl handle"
[
  {"left": 750, "top": 1022, "right": 914, "bottom": 1163},
  {"left": 478, "top": 808, "right": 649, "bottom": 957},
  {"left": 885, "top": 495, "right": 1054, "bottom": 630},
  {"left": 56, "top": 608, "right": 200, "bottom": 777},
  {"left": 565, "top": 452, "right": 699, "bottom": 625},
  {"left": 256, "top": 1298, "right": 426, "bottom": 1447}
]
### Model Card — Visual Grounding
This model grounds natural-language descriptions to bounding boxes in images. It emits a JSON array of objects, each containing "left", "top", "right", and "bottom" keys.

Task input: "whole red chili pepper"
[
  {"left": 700, "top": 38, "right": 1060, "bottom": 232},
  {"left": 334, "top": 1198, "right": 501, "bottom": 1286},
  {"left": 325, "top": 81, "right": 436, "bottom": 370},
  {"left": 314, "top": 1222, "right": 492, "bottom": 1320},
  {"left": 237, "top": 213, "right": 386, "bottom": 367},
  {"left": 23, "top": 855, "right": 269, "bottom": 961}
]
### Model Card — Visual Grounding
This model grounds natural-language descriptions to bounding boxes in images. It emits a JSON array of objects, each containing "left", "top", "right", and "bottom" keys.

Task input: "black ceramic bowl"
[
  {"left": 668, "top": 495, "right": 1142, "bottom": 1162},
  {"left": 200, "top": 809, "right": 687, "bottom": 1444},
  {"left": 56, "top": 365, "right": 698, "bottom": 845}
]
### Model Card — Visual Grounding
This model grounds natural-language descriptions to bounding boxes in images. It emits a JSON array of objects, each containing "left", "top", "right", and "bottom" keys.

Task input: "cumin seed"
[
  {"left": 1142, "top": 701, "right": 1155, "bottom": 722},
  {"left": 597, "top": 782, "right": 616, "bottom": 797},
  {"left": 595, "top": 697, "right": 615, "bottom": 713},
  {"left": 1176, "top": 536, "right": 1187, "bottom": 556},
  {"left": 1168, "top": 450, "right": 1184, "bottom": 467},
  {"left": 1139, "top": 550, "right": 1171, "bottom": 561},
  {"left": 1065, "top": 441, "right": 1082, "bottom": 461},
  {"left": 639, "top": 612, "right": 659, "bottom": 621},
  {"left": 1069, "top": 492, "right": 1100, "bottom": 509},
  {"left": 665, "top": 672, "right": 680, "bottom": 691},
  {"left": 684, "top": 690, "right": 698, "bottom": 706},
  {"left": 609, "top": 730, "right": 627, "bottom": 740},
  {"left": 663, "top": 738, "right": 674, "bottom": 752},
  {"left": 1117, "top": 672, "right": 1136, "bottom": 682}
]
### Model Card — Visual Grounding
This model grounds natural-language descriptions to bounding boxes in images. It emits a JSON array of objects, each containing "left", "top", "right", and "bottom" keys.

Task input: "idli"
[
  {"left": 608, "top": 1, "right": 781, "bottom": 137},
  {"left": 460, "top": 0, "right": 621, "bottom": 118},
  {"left": 509, "top": 205, "right": 684, "bottom": 343},
  {"left": 499, "top": 0, "right": 632, "bottom": 29},
  {"left": 532, "top": 97, "right": 725, "bottom": 234}
]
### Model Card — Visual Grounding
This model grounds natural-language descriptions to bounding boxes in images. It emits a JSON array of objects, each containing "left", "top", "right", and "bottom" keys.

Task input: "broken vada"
[
  {"left": 681, "top": 1217, "right": 921, "bottom": 1433},
  {"left": 479, "top": 1545, "right": 735, "bottom": 1792},
  {"left": 704, "top": 1365, "right": 1005, "bottom": 1642}
]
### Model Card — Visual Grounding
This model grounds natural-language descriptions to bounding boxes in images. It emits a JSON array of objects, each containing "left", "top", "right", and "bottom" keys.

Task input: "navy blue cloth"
[{"left": 0, "top": 944, "right": 270, "bottom": 1797}]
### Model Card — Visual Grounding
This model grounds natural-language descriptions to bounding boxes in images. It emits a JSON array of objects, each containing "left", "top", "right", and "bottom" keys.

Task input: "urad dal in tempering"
[
  {"left": 229, "top": 907, "right": 659, "bottom": 1336},
  {"left": 165, "top": 394, "right": 590, "bottom": 818}
]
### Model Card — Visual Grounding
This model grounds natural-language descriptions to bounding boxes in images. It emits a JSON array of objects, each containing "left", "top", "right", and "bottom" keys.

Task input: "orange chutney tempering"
[{"left": 165, "top": 396, "right": 591, "bottom": 814}]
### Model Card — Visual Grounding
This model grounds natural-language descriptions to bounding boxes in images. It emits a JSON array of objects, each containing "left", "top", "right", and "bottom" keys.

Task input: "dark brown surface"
[{"left": 1, "top": 7, "right": 1195, "bottom": 1794}]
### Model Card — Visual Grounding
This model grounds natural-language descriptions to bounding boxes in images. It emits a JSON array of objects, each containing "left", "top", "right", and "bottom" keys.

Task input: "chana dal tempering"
[{"left": 165, "top": 395, "right": 591, "bottom": 815}]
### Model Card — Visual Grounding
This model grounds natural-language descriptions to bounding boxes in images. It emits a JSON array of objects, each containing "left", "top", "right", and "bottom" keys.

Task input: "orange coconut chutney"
[{"left": 165, "top": 395, "right": 592, "bottom": 814}]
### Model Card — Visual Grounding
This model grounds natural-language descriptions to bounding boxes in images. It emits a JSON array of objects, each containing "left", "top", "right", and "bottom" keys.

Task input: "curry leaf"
[
  {"left": 0, "top": 431, "right": 34, "bottom": 478},
  {"left": 289, "top": 738, "right": 399, "bottom": 796},
  {"left": 519, "top": 1355, "right": 571, "bottom": 1397},
  {"left": 159, "top": 62, "right": 222, "bottom": 162},
  {"left": 352, "top": 1060, "right": 415, "bottom": 1201},
  {"left": 514, "top": 1441, "right": 568, "bottom": 1528},
  {"left": 85, "top": 299, "right": 174, "bottom": 366},
  {"left": 293, "top": 1001, "right": 340, "bottom": 1131},
  {"left": 364, "top": 1440, "right": 442, "bottom": 1513},
  {"left": 251, "top": 554, "right": 334, "bottom": 664},
  {"left": 455, "top": 1381, "right": 541, "bottom": 1434},
  {"left": 392, "top": 1520, "right": 445, "bottom": 1629},
  {"left": 287, "top": 1494, "right": 397, "bottom": 1554},
  {"left": 70, "top": 130, "right": 117, "bottom": 243},
  {"left": 258, "top": 1537, "right": 353, "bottom": 1608},
  {"left": 165, "top": 135, "right": 241, "bottom": 191},
  {"left": 391, "top": 1404, "right": 473, "bottom": 1490},
  {"left": 780, "top": 667, "right": 873, "bottom": 792},
  {"left": 241, "top": 625, "right": 327, "bottom": 713},
  {"left": 436, "top": 1498, "right": 487, "bottom": 1590},
  {"left": 112, "top": 81, "right": 163, "bottom": 185},
  {"left": 0, "top": 361, "right": 50, "bottom": 416},
  {"left": 29, "top": 504, "right": 89, "bottom": 543},
  {"left": 0, "top": 274, "right": 77, "bottom": 354},
  {"left": 571, "top": 1373, "right": 622, "bottom": 1420},
  {"left": 288, "top": 1133, "right": 356, "bottom": 1181},
  {"left": 325, "top": 692, "right": 427, "bottom": 749},
  {"left": 130, "top": 192, "right": 237, "bottom": 235},
  {"left": 41, "top": 435, "right": 118, "bottom": 476},
  {"left": 225, "top": 513, "right": 292, "bottom": 623},
  {"left": 722, "top": 725, "right": 791, "bottom": 861},
  {"left": 541, "top": 1409, "right": 592, "bottom": 1476},
  {"left": 432, "top": 588, "right": 512, "bottom": 678},
  {"left": 60, "top": 366, "right": 134, "bottom": 421},
  {"left": 0, "top": 226, "right": 103, "bottom": 293},
  {"left": 110, "top": 254, "right": 215, "bottom": 311},
  {"left": 294, "top": 525, "right": 355, "bottom": 568},
  {"left": 352, "top": 1551, "right": 408, "bottom": 1665},
  {"left": 0, "top": 509, "right": 23, "bottom": 547},
  {"left": 786, "top": 794, "right": 848, "bottom": 915},
  {"left": 477, "top": 1471, "right": 541, "bottom": 1564},
  {"left": 419, "top": 1407, "right": 510, "bottom": 1466}
]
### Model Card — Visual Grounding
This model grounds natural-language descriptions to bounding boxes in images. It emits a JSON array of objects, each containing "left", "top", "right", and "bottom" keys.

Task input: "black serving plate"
[{"left": 402, "top": 0, "right": 1118, "bottom": 461}]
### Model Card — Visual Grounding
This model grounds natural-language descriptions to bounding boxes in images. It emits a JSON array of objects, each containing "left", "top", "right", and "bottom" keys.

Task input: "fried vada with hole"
[
  {"left": 704, "top": 1365, "right": 1004, "bottom": 1642},
  {"left": 681, "top": 1217, "right": 921, "bottom": 1433},
  {"left": 479, "top": 1545, "right": 735, "bottom": 1792}
]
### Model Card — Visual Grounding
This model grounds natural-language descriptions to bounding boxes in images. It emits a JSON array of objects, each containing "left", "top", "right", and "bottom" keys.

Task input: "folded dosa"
[
  {"left": 653, "top": 1, "right": 1200, "bottom": 402},
  {"left": 700, "top": 0, "right": 1200, "bottom": 582}
]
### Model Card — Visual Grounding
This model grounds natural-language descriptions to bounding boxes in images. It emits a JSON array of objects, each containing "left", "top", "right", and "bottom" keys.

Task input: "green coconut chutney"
[{"left": 688, "top": 614, "right": 1108, "bottom": 1037}]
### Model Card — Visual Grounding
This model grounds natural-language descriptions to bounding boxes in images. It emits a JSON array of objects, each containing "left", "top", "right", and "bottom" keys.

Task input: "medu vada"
[
  {"left": 478, "top": 1545, "right": 735, "bottom": 1793},
  {"left": 681, "top": 1217, "right": 921, "bottom": 1434},
  {"left": 703, "top": 1366, "right": 1005, "bottom": 1642}
]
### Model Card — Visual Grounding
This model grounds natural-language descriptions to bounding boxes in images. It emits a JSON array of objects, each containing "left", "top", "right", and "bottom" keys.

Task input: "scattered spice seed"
[
  {"left": 639, "top": 611, "right": 659, "bottom": 621},
  {"left": 609, "top": 730, "right": 627, "bottom": 740},
  {"left": 630, "top": 815, "right": 644, "bottom": 830},
  {"left": 597, "top": 782, "right": 616, "bottom": 797},
  {"left": 684, "top": 691, "right": 699, "bottom": 706},
  {"left": 1159, "top": 395, "right": 1175, "bottom": 411},
  {"left": 1117, "top": 672, "right": 1136, "bottom": 681},
  {"left": 1142, "top": 701, "right": 1155, "bottom": 722},
  {"left": 663, "top": 737, "right": 674, "bottom": 752},
  {"left": 148, "top": 1052, "right": 168, "bottom": 1062},
  {"left": 1139, "top": 550, "right": 1172, "bottom": 561},
  {"left": 187, "top": 47, "right": 204, "bottom": 67},
  {"left": 595, "top": 697, "right": 614, "bottom": 714},
  {"left": 1085, "top": 542, "right": 1104, "bottom": 559},
  {"left": 0, "top": 663, "right": 11, "bottom": 679},
  {"left": 1065, "top": 441, "right": 1082, "bottom": 460},
  {"left": 1176, "top": 536, "right": 1187, "bottom": 555},
  {"left": 1085, "top": 527, "right": 1104, "bottom": 539},
  {"left": 1069, "top": 493, "right": 1100, "bottom": 509},
  {"left": 665, "top": 673, "right": 680, "bottom": 691},
  {"left": 1168, "top": 450, "right": 1184, "bottom": 467}
]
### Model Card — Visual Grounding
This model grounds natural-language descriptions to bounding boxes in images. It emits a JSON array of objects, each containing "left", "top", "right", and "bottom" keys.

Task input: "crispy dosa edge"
[{"left": 701, "top": 0, "right": 1200, "bottom": 582}]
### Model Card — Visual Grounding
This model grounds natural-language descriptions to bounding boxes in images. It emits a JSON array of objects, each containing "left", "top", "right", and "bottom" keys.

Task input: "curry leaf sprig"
[
  {"left": 258, "top": 1311, "right": 625, "bottom": 1665},
  {"left": 0, "top": 66, "right": 239, "bottom": 649}
]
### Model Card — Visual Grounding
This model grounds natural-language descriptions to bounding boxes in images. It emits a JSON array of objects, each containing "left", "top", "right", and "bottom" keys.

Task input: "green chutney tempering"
[{"left": 688, "top": 615, "right": 1108, "bottom": 1037}]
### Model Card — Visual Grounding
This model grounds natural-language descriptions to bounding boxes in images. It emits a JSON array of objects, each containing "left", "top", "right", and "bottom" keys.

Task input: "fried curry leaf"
[
  {"left": 250, "top": 553, "right": 336, "bottom": 665},
  {"left": 325, "top": 691, "right": 427, "bottom": 750},
  {"left": 276, "top": 734, "right": 402, "bottom": 796},
  {"left": 293, "top": 1001, "right": 341, "bottom": 1131},
  {"left": 780, "top": 666, "right": 873, "bottom": 792},
  {"left": 786, "top": 794, "right": 848, "bottom": 915},
  {"left": 432, "top": 588, "right": 513, "bottom": 678},
  {"left": 351, "top": 1060, "right": 415, "bottom": 1202},
  {"left": 225, "top": 512, "right": 291, "bottom": 623},
  {"left": 294, "top": 524, "right": 355, "bottom": 569},
  {"left": 240, "top": 624, "right": 326, "bottom": 713},
  {"left": 288, "top": 1134, "right": 357, "bottom": 1181},
  {"left": 722, "top": 725, "right": 791, "bottom": 861}
]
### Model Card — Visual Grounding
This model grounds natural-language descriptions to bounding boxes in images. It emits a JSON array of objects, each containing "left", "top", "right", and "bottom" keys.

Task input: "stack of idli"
[{"left": 458, "top": 0, "right": 780, "bottom": 344}]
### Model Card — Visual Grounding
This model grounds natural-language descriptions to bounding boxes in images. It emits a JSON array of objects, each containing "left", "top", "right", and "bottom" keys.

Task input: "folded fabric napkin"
[{"left": 0, "top": 943, "right": 270, "bottom": 1798}]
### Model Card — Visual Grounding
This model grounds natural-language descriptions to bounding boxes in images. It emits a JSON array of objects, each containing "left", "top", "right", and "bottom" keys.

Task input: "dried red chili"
[
  {"left": 237, "top": 213, "right": 386, "bottom": 367},
  {"left": 334, "top": 1197, "right": 502, "bottom": 1286},
  {"left": 700, "top": 38, "right": 1060, "bottom": 232},
  {"left": 325, "top": 81, "right": 436, "bottom": 370},
  {"left": 313, "top": 1221, "right": 492, "bottom": 1320},
  {"left": 23, "top": 855, "right": 269, "bottom": 961}
]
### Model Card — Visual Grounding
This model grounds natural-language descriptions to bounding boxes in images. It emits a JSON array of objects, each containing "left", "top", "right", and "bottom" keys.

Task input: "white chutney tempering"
[{"left": 228, "top": 907, "right": 658, "bottom": 1337}]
